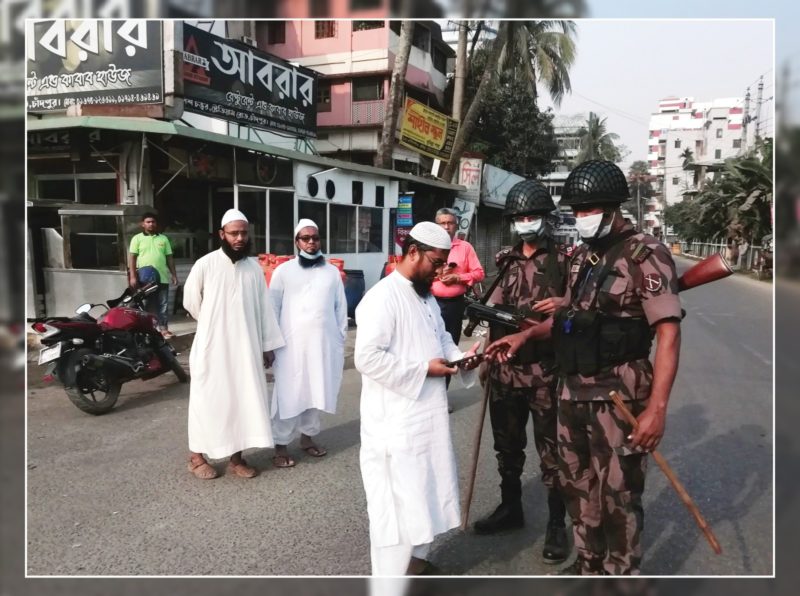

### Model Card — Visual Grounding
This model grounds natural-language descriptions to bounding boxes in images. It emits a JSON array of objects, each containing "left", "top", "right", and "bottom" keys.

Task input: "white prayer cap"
[
  {"left": 221, "top": 208, "right": 248, "bottom": 228},
  {"left": 409, "top": 221, "right": 451, "bottom": 250},
  {"left": 294, "top": 218, "right": 318, "bottom": 237}
]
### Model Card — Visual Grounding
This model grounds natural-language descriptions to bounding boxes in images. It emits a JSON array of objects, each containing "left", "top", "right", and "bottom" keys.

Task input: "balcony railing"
[{"left": 351, "top": 100, "right": 386, "bottom": 125}]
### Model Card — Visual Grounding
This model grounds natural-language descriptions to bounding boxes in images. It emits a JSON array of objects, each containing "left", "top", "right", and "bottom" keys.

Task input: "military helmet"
[
  {"left": 561, "top": 160, "right": 630, "bottom": 207},
  {"left": 503, "top": 179, "right": 556, "bottom": 218}
]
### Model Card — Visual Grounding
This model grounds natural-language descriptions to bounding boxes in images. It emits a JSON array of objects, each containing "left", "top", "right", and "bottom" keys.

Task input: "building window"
[
  {"left": 315, "top": 20, "right": 337, "bottom": 39},
  {"left": 432, "top": 46, "right": 447, "bottom": 74},
  {"left": 330, "top": 204, "right": 357, "bottom": 253},
  {"left": 376, "top": 185, "right": 385, "bottom": 207},
  {"left": 267, "top": 21, "right": 285, "bottom": 44},
  {"left": 733, "top": 138, "right": 742, "bottom": 149},
  {"left": 353, "top": 76, "right": 384, "bottom": 102},
  {"left": 674, "top": 139, "right": 681, "bottom": 149},
  {"left": 65, "top": 215, "right": 119, "bottom": 270},
  {"left": 412, "top": 25, "right": 430, "bottom": 53},
  {"left": 269, "top": 190, "right": 295, "bottom": 256},
  {"left": 350, "top": 0, "right": 382, "bottom": 9},
  {"left": 311, "top": 0, "right": 329, "bottom": 17},
  {"left": 715, "top": 149, "right": 722, "bottom": 159},
  {"left": 353, "top": 20, "right": 384, "bottom": 32},
  {"left": 317, "top": 80, "right": 332, "bottom": 112},
  {"left": 298, "top": 200, "right": 328, "bottom": 251},
  {"left": 716, "top": 128, "right": 723, "bottom": 138},
  {"left": 358, "top": 206, "right": 383, "bottom": 253},
  {"left": 352, "top": 180, "right": 364, "bottom": 205},
  {"left": 672, "top": 177, "right": 680, "bottom": 186}
]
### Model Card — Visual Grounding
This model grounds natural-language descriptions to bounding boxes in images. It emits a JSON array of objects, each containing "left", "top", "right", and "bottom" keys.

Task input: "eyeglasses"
[
  {"left": 297, "top": 235, "right": 321, "bottom": 242},
  {"left": 421, "top": 251, "right": 447, "bottom": 270}
]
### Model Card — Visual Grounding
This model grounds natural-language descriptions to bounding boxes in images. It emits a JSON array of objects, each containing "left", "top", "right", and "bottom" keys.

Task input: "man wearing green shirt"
[{"left": 128, "top": 212, "right": 179, "bottom": 338}]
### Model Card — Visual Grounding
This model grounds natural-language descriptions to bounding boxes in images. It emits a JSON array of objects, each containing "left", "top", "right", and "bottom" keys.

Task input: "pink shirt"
[{"left": 431, "top": 238, "right": 485, "bottom": 299}]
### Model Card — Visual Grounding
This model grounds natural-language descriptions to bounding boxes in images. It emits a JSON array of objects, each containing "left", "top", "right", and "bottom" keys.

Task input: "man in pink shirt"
[{"left": 432, "top": 208, "right": 485, "bottom": 398}]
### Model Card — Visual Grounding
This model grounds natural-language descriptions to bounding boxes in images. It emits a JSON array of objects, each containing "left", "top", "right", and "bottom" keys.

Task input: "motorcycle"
[{"left": 30, "top": 282, "right": 189, "bottom": 415}]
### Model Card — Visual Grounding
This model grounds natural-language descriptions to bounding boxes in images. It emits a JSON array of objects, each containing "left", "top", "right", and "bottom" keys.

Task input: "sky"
[{"left": 537, "top": 19, "right": 774, "bottom": 172}]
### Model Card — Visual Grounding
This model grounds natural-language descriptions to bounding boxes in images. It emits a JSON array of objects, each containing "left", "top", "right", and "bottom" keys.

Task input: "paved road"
[{"left": 25, "top": 257, "right": 773, "bottom": 576}]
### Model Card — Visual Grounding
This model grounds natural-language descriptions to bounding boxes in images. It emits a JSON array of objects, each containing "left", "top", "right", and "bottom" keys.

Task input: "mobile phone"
[{"left": 445, "top": 354, "right": 484, "bottom": 367}]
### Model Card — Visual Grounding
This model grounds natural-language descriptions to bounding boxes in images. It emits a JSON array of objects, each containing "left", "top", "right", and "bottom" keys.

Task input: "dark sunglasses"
[{"left": 297, "top": 234, "right": 321, "bottom": 242}]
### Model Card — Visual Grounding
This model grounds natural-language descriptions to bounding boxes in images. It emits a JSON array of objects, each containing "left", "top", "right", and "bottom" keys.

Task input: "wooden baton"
[
  {"left": 461, "top": 365, "right": 493, "bottom": 530},
  {"left": 609, "top": 391, "right": 722, "bottom": 555}
]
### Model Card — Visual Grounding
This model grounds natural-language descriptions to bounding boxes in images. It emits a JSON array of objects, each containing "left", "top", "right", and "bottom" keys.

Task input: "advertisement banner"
[
  {"left": 397, "top": 194, "right": 413, "bottom": 227},
  {"left": 452, "top": 198, "right": 476, "bottom": 240},
  {"left": 399, "top": 98, "right": 458, "bottom": 162},
  {"left": 182, "top": 24, "right": 318, "bottom": 138},
  {"left": 26, "top": 20, "right": 164, "bottom": 111}
]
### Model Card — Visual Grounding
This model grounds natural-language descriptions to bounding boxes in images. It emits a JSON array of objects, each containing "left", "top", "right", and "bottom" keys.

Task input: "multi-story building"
[
  {"left": 648, "top": 96, "right": 755, "bottom": 207},
  {"left": 256, "top": 19, "right": 455, "bottom": 174}
]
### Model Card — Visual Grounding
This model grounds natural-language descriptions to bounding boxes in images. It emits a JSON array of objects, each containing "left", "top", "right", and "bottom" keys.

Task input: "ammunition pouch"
[
  {"left": 489, "top": 305, "right": 553, "bottom": 365},
  {"left": 552, "top": 307, "right": 653, "bottom": 376}
]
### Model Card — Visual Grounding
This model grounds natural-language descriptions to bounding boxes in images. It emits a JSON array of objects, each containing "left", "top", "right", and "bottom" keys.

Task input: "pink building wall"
[{"left": 277, "top": 0, "right": 389, "bottom": 18}]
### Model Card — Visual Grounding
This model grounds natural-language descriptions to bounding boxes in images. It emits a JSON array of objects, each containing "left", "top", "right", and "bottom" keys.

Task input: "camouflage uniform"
[
  {"left": 487, "top": 240, "right": 569, "bottom": 505},
  {"left": 555, "top": 222, "right": 682, "bottom": 575}
]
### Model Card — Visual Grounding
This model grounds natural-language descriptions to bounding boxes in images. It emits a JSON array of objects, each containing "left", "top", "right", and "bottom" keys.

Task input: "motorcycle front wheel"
[
  {"left": 158, "top": 345, "right": 189, "bottom": 383},
  {"left": 65, "top": 369, "right": 122, "bottom": 415}
]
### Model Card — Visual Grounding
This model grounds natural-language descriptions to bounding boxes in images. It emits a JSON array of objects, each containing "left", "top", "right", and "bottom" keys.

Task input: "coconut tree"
[
  {"left": 375, "top": 21, "right": 414, "bottom": 169},
  {"left": 575, "top": 112, "right": 621, "bottom": 164},
  {"left": 442, "top": 19, "right": 577, "bottom": 182}
]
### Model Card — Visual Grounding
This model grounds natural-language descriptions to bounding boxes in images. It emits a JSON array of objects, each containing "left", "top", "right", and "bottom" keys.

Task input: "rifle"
[{"left": 463, "top": 253, "right": 733, "bottom": 334}]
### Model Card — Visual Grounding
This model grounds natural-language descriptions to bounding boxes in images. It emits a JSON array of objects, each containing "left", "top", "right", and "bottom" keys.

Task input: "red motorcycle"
[{"left": 30, "top": 282, "right": 188, "bottom": 415}]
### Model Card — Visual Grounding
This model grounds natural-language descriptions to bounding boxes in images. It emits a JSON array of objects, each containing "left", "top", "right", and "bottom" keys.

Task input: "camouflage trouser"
[
  {"left": 488, "top": 382, "right": 559, "bottom": 501},
  {"left": 557, "top": 399, "right": 649, "bottom": 575}
]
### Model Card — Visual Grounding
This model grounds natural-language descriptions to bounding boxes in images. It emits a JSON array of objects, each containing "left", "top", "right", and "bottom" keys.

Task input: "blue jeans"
[{"left": 146, "top": 283, "right": 170, "bottom": 329}]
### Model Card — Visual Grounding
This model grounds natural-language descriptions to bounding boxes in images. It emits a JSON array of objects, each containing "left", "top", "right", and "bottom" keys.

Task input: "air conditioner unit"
[{"left": 241, "top": 36, "right": 256, "bottom": 47}]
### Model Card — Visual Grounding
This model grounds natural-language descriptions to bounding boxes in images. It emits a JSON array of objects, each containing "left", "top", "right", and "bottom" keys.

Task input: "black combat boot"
[
  {"left": 473, "top": 500, "right": 524, "bottom": 534},
  {"left": 542, "top": 489, "right": 569, "bottom": 564}
]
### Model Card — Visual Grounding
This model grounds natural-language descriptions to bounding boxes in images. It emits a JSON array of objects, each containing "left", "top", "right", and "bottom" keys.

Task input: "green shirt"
[{"left": 129, "top": 232, "right": 173, "bottom": 284}]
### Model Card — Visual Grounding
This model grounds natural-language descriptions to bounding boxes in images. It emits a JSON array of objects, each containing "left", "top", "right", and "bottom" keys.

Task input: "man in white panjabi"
[
  {"left": 182, "top": 209, "right": 285, "bottom": 480},
  {"left": 269, "top": 218, "right": 348, "bottom": 468},
  {"left": 355, "top": 221, "right": 482, "bottom": 576}
]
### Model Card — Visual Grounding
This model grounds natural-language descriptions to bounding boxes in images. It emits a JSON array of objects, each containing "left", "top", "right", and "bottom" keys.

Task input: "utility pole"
[
  {"left": 754, "top": 75, "right": 764, "bottom": 143},
  {"left": 453, "top": 20, "right": 468, "bottom": 122},
  {"left": 741, "top": 87, "right": 750, "bottom": 151}
]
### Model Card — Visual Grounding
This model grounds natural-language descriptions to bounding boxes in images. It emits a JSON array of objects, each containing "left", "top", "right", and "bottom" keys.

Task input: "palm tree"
[
  {"left": 575, "top": 112, "right": 621, "bottom": 164},
  {"left": 442, "top": 20, "right": 577, "bottom": 182},
  {"left": 375, "top": 21, "right": 414, "bottom": 169}
]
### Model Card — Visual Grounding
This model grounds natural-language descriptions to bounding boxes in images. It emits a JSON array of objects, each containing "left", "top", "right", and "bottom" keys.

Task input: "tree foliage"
[
  {"left": 664, "top": 140, "right": 773, "bottom": 243},
  {"left": 462, "top": 46, "right": 559, "bottom": 176},
  {"left": 575, "top": 112, "right": 623, "bottom": 163}
]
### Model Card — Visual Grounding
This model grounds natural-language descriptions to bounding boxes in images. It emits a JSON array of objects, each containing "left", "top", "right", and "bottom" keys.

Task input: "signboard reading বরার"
[
  {"left": 26, "top": 20, "right": 164, "bottom": 111},
  {"left": 182, "top": 24, "right": 318, "bottom": 138},
  {"left": 399, "top": 97, "right": 459, "bottom": 162}
]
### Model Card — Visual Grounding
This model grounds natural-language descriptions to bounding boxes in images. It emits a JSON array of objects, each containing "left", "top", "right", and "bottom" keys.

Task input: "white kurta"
[
  {"left": 183, "top": 249, "right": 285, "bottom": 459},
  {"left": 269, "top": 259, "right": 348, "bottom": 420},
  {"left": 355, "top": 270, "right": 476, "bottom": 549}
]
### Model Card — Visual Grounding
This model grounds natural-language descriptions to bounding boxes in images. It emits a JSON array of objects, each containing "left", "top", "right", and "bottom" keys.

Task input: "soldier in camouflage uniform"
[
  {"left": 473, "top": 180, "right": 570, "bottom": 565},
  {"left": 485, "top": 161, "right": 682, "bottom": 575}
]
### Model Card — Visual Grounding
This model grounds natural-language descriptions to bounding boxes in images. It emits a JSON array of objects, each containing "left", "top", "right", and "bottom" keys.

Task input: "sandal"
[
  {"left": 272, "top": 454, "right": 296, "bottom": 468},
  {"left": 227, "top": 460, "right": 258, "bottom": 478},
  {"left": 301, "top": 444, "right": 327, "bottom": 458},
  {"left": 188, "top": 458, "right": 219, "bottom": 480}
]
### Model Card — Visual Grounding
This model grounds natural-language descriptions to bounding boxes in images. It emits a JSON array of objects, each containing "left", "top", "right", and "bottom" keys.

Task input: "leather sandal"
[
  {"left": 227, "top": 460, "right": 257, "bottom": 478},
  {"left": 188, "top": 458, "right": 219, "bottom": 480}
]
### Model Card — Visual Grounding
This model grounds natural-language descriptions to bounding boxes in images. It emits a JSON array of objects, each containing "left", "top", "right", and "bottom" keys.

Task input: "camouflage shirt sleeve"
[{"left": 634, "top": 241, "right": 682, "bottom": 325}]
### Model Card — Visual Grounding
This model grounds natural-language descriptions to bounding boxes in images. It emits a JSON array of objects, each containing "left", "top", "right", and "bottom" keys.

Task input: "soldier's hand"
[
  {"left": 484, "top": 333, "right": 526, "bottom": 363},
  {"left": 629, "top": 404, "right": 667, "bottom": 451},
  {"left": 532, "top": 297, "right": 560, "bottom": 316},
  {"left": 428, "top": 358, "right": 458, "bottom": 377}
]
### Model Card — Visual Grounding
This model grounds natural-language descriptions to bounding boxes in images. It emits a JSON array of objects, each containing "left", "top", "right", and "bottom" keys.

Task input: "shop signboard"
[
  {"left": 399, "top": 98, "right": 458, "bottom": 162},
  {"left": 26, "top": 20, "right": 163, "bottom": 111},
  {"left": 182, "top": 24, "right": 318, "bottom": 138}
]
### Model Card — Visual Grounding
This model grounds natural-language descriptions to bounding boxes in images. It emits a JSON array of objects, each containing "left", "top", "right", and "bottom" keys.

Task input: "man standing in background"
[{"left": 128, "top": 212, "right": 178, "bottom": 339}]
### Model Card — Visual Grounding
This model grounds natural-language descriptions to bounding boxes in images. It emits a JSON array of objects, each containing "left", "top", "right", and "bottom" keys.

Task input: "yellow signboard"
[{"left": 399, "top": 98, "right": 459, "bottom": 162}]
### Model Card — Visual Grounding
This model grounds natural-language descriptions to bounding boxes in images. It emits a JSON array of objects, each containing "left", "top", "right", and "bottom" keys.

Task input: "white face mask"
[
  {"left": 575, "top": 212, "right": 613, "bottom": 241},
  {"left": 513, "top": 219, "right": 543, "bottom": 237},
  {"left": 299, "top": 249, "right": 323, "bottom": 259}
]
